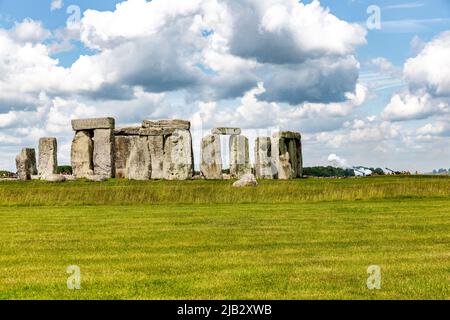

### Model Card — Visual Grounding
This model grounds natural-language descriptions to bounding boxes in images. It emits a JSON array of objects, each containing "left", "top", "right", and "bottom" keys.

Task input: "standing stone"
[
  {"left": 93, "top": 129, "right": 115, "bottom": 178},
  {"left": 271, "top": 131, "right": 302, "bottom": 179},
  {"left": 271, "top": 136, "right": 292, "bottom": 180},
  {"left": 15, "top": 148, "right": 35, "bottom": 180},
  {"left": 200, "top": 134, "right": 222, "bottom": 180},
  {"left": 255, "top": 137, "right": 274, "bottom": 179},
  {"left": 38, "top": 137, "right": 58, "bottom": 178},
  {"left": 126, "top": 137, "right": 152, "bottom": 180},
  {"left": 288, "top": 139, "right": 299, "bottom": 178},
  {"left": 148, "top": 135, "right": 164, "bottom": 179},
  {"left": 163, "top": 130, "right": 194, "bottom": 180},
  {"left": 296, "top": 139, "right": 303, "bottom": 178},
  {"left": 229, "top": 135, "right": 252, "bottom": 179},
  {"left": 71, "top": 131, "right": 94, "bottom": 178},
  {"left": 114, "top": 135, "right": 138, "bottom": 178}
]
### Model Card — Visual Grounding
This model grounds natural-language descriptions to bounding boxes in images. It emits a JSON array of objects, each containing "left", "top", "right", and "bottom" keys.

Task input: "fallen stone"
[
  {"left": 85, "top": 175, "right": 109, "bottom": 182},
  {"left": 163, "top": 130, "right": 194, "bottom": 180},
  {"left": 44, "top": 174, "right": 66, "bottom": 183},
  {"left": 200, "top": 134, "right": 222, "bottom": 180},
  {"left": 114, "top": 135, "right": 138, "bottom": 178},
  {"left": 229, "top": 135, "right": 252, "bottom": 179},
  {"left": 114, "top": 126, "right": 141, "bottom": 136},
  {"left": 232, "top": 174, "right": 258, "bottom": 187},
  {"left": 212, "top": 127, "right": 242, "bottom": 135},
  {"left": 93, "top": 129, "right": 115, "bottom": 178},
  {"left": 71, "top": 131, "right": 94, "bottom": 178},
  {"left": 148, "top": 135, "right": 164, "bottom": 179},
  {"left": 64, "top": 175, "right": 77, "bottom": 181},
  {"left": 255, "top": 137, "right": 274, "bottom": 179},
  {"left": 126, "top": 137, "right": 152, "bottom": 180},
  {"left": 142, "top": 119, "right": 190, "bottom": 130},
  {"left": 72, "top": 117, "right": 115, "bottom": 131},
  {"left": 38, "top": 137, "right": 58, "bottom": 178}
]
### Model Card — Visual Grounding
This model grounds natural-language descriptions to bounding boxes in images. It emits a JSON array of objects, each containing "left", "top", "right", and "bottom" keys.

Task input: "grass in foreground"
[
  {"left": 0, "top": 176, "right": 449, "bottom": 299},
  {"left": 0, "top": 175, "right": 449, "bottom": 206}
]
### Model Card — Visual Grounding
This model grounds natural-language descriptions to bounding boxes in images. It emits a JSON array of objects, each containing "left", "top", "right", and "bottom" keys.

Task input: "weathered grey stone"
[
  {"left": 15, "top": 148, "right": 35, "bottom": 180},
  {"left": 273, "top": 131, "right": 301, "bottom": 140},
  {"left": 271, "top": 131, "right": 302, "bottom": 179},
  {"left": 142, "top": 119, "right": 190, "bottom": 130},
  {"left": 200, "top": 134, "right": 222, "bottom": 180},
  {"left": 126, "top": 137, "right": 152, "bottom": 180},
  {"left": 271, "top": 137, "right": 292, "bottom": 180},
  {"left": 139, "top": 127, "right": 176, "bottom": 136},
  {"left": 229, "top": 135, "right": 252, "bottom": 179},
  {"left": 71, "top": 131, "right": 94, "bottom": 178},
  {"left": 212, "top": 127, "right": 242, "bottom": 135},
  {"left": 255, "top": 137, "right": 274, "bottom": 179},
  {"left": 232, "top": 174, "right": 258, "bottom": 187},
  {"left": 64, "top": 175, "right": 77, "bottom": 181},
  {"left": 44, "top": 174, "right": 66, "bottom": 183},
  {"left": 148, "top": 135, "right": 164, "bottom": 179},
  {"left": 38, "top": 137, "right": 58, "bottom": 178},
  {"left": 163, "top": 130, "right": 194, "bottom": 180},
  {"left": 114, "top": 135, "right": 138, "bottom": 178},
  {"left": 114, "top": 126, "right": 141, "bottom": 136},
  {"left": 72, "top": 117, "right": 115, "bottom": 131},
  {"left": 85, "top": 174, "right": 109, "bottom": 182},
  {"left": 93, "top": 129, "right": 115, "bottom": 178},
  {"left": 296, "top": 139, "right": 303, "bottom": 178}
]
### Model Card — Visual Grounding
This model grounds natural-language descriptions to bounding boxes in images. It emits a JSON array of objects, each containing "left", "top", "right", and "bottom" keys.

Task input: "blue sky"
[{"left": 0, "top": 0, "right": 449, "bottom": 172}]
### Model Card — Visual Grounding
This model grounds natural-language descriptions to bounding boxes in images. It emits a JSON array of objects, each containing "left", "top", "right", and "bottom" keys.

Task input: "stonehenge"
[{"left": 16, "top": 117, "right": 303, "bottom": 182}]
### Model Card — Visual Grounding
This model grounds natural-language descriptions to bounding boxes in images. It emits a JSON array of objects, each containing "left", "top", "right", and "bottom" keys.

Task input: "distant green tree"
[{"left": 303, "top": 166, "right": 355, "bottom": 178}]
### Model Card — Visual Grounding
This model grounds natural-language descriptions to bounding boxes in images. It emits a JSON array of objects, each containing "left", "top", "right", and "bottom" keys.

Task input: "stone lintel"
[
  {"left": 273, "top": 131, "right": 301, "bottom": 140},
  {"left": 114, "top": 127, "right": 142, "bottom": 136},
  {"left": 212, "top": 127, "right": 242, "bottom": 135},
  {"left": 142, "top": 119, "right": 190, "bottom": 130},
  {"left": 72, "top": 118, "right": 115, "bottom": 131},
  {"left": 138, "top": 127, "right": 177, "bottom": 136}
]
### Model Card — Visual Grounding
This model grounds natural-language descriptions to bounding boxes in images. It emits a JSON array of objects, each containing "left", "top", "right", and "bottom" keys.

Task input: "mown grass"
[
  {"left": 0, "top": 176, "right": 449, "bottom": 206},
  {"left": 0, "top": 176, "right": 449, "bottom": 300}
]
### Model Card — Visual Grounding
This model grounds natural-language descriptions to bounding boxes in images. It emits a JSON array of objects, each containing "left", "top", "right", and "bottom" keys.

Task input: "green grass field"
[{"left": 0, "top": 176, "right": 449, "bottom": 300}]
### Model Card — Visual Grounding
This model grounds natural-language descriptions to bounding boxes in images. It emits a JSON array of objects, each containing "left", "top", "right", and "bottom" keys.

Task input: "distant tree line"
[
  {"left": 303, "top": 166, "right": 355, "bottom": 177},
  {"left": 432, "top": 168, "right": 450, "bottom": 174},
  {"left": 303, "top": 166, "right": 386, "bottom": 177}
]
